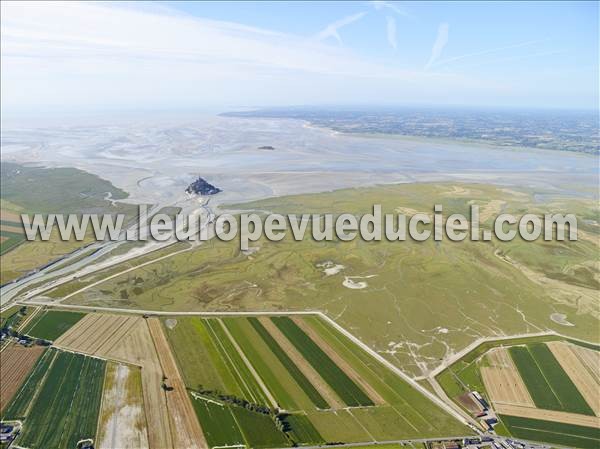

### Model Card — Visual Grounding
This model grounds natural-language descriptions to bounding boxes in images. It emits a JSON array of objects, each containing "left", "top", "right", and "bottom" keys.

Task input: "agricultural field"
[
  {"left": 509, "top": 343, "right": 594, "bottom": 415},
  {"left": 164, "top": 313, "right": 469, "bottom": 448},
  {"left": 0, "top": 208, "right": 25, "bottom": 256},
  {"left": 96, "top": 362, "right": 149, "bottom": 449},
  {"left": 437, "top": 337, "right": 600, "bottom": 448},
  {"left": 271, "top": 316, "right": 375, "bottom": 407},
  {"left": 480, "top": 348, "right": 533, "bottom": 407},
  {"left": 23, "top": 309, "right": 85, "bottom": 340},
  {"left": 499, "top": 415, "right": 600, "bottom": 449},
  {"left": 54, "top": 313, "right": 171, "bottom": 448},
  {"left": 64, "top": 183, "right": 600, "bottom": 377},
  {"left": 54, "top": 312, "right": 207, "bottom": 449},
  {"left": 1, "top": 348, "right": 106, "bottom": 449},
  {"left": 0, "top": 343, "right": 45, "bottom": 413}
]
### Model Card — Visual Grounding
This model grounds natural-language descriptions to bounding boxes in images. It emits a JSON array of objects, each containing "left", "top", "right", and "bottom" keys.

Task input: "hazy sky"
[{"left": 1, "top": 1, "right": 598, "bottom": 116}]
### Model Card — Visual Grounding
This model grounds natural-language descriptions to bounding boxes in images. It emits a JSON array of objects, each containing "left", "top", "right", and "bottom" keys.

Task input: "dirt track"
[
  {"left": 291, "top": 316, "right": 386, "bottom": 406},
  {"left": 495, "top": 403, "right": 600, "bottom": 427},
  {"left": 572, "top": 345, "right": 600, "bottom": 383},
  {"left": 481, "top": 348, "right": 534, "bottom": 407},
  {"left": 547, "top": 342, "right": 600, "bottom": 416},
  {"left": 258, "top": 316, "right": 344, "bottom": 409},
  {"left": 147, "top": 318, "right": 208, "bottom": 449},
  {"left": 0, "top": 343, "right": 45, "bottom": 412}
]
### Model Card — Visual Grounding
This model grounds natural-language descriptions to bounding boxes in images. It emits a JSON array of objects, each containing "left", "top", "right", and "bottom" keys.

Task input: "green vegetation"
[
  {"left": 2, "top": 349, "right": 106, "bottom": 449},
  {"left": 1, "top": 162, "right": 137, "bottom": 284},
  {"left": 190, "top": 393, "right": 290, "bottom": 449},
  {"left": 65, "top": 183, "right": 600, "bottom": 376},
  {"left": 163, "top": 317, "right": 240, "bottom": 394},
  {"left": 165, "top": 315, "right": 469, "bottom": 444},
  {"left": 272, "top": 316, "right": 373, "bottom": 407},
  {"left": 499, "top": 415, "right": 600, "bottom": 449},
  {"left": 306, "top": 409, "right": 371, "bottom": 442},
  {"left": 248, "top": 317, "right": 329, "bottom": 409},
  {"left": 436, "top": 334, "right": 565, "bottom": 404},
  {"left": 283, "top": 414, "right": 324, "bottom": 446},
  {"left": 0, "top": 305, "right": 30, "bottom": 329},
  {"left": 1, "top": 162, "right": 129, "bottom": 214},
  {"left": 204, "top": 318, "right": 271, "bottom": 406},
  {"left": 304, "top": 315, "right": 470, "bottom": 438},
  {"left": 189, "top": 396, "right": 245, "bottom": 448},
  {"left": 223, "top": 317, "right": 308, "bottom": 411},
  {"left": 566, "top": 338, "right": 600, "bottom": 351},
  {"left": 231, "top": 406, "right": 289, "bottom": 448},
  {"left": 0, "top": 229, "right": 25, "bottom": 256},
  {"left": 510, "top": 344, "right": 594, "bottom": 415},
  {"left": 24, "top": 310, "right": 84, "bottom": 340}
]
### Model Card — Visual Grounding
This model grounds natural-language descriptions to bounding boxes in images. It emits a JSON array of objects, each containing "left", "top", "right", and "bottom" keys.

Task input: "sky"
[{"left": 1, "top": 1, "right": 598, "bottom": 117}]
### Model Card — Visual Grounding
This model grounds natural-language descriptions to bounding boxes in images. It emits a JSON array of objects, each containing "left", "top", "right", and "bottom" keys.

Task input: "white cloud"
[
  {"left": 370, "top": 1, "right": 412, "bottom": 19},
  {"left": 314, "top": 12, "right": 367, "bottom": 45},
  {"left": 386, "top": 16, "right": 397, "bottom": 50},
  {"left": 0, "top": 2, "right": 502, "bottom": 114},
  {"left": 425, "top": 23, "right": 449, "bottom": 70},
  {"left": 428, "top": 39, "right": 542, "bottom": 69}
]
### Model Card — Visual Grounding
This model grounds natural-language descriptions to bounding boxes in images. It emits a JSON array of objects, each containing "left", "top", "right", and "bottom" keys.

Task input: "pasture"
[
  {"left": 65, "top": 183, "right": 600, "bottom": 377},
  {"left": 272, "top": 316, "right": 374, "bottom": 407},
  {"left": 23, "top": 310, "right": 85, "bottom": 340},
  {"left": 164, "top": 314, "right": 469, "bottom": 447}
]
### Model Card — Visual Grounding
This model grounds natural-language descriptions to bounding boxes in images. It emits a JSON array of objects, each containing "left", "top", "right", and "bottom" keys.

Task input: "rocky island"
[{"left": 185, "top": 177, "right": 222, "bottom": 195}]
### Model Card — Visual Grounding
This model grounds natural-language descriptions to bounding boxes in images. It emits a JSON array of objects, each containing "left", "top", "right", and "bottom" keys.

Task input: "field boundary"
[{"left": 14, "top": 300, "right": 600, "bottom": 435}]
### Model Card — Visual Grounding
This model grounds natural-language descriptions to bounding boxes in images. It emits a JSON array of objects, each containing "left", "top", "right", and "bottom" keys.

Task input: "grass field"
[
  {"left": 248, "top": 317, "right": 329, "bottom": 409},
  {"left": 272, "top": 316, "right": 373, "bottom": 407},
  {"left": 163, "top": 317, "right": 238, "bottom": 394},
  {"left": 223, "top": 317, "right": 313, "bottom": 411},
  {"left": 23, "top": 310, "right": 85, "bottom": 340},
  {"left": 302, "top": 315, "right": 469, "bottom": 437},
  {"left": 165, "top": 314, "right": 469, "bottom": 447},
  {"left": 509, "top": 344, "right": 594, "bottom": 415},
  {"left": 499, "top": 415, "right": 600, "bottom": 449},
  {"left": 231, "top": 405, "right": 290, "bottom": 448},
  {"left": 190, "top": 396, "right": 246, "bottom": 448},
  {"left": 65, "top": 183, "right": 600, "bottom": 377},
  {"left": 0, "top": 229, "right": 25, "bottom": 256},
  {"left": 1, "top": 162, "right": 130, "bottom": 215},
  {"left": 204, "top": 318, "right": 272, "bottom": 406},
  {"left": 436, "top": 336, "right": 599, "bottom": 447},
  {"left": 436, "top": 335, "right": 567, "bottom": 407},
  {"left": 283, "top": 413, "right": 324, "bottom": 445},
  {"left": 2, "top": 348, "right": 106, "bottom": 449}
]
